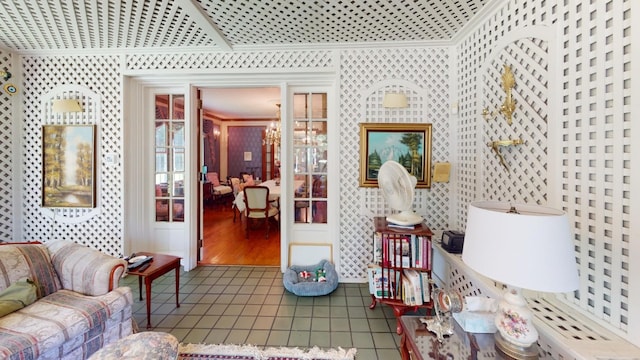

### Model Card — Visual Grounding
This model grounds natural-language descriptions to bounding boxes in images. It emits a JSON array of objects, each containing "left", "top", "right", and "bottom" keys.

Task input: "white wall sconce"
[
  {"left": 52, "top": 99, "right": 83, "bottom": 113},
  {"left": 213, "top": 129, "right": 221, "bottom": 141},
  {"left": 382, "top": 93, "right": 408, "bottom": 108}
]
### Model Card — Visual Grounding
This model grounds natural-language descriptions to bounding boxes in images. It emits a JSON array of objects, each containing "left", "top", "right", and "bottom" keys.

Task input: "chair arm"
[{"left": 45, "top": 240, "right": 127, "bottom": 296}]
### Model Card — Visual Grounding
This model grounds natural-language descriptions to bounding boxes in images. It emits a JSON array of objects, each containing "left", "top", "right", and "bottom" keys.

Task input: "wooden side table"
[
  {"left": 127, "top": 252, "right": 181, "bottom": 329},
  {"left": 399, "top": 315, "right": 549, "bottom": 360}
]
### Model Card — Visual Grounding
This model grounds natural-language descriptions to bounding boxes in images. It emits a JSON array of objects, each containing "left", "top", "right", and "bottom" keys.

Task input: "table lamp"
[{"left": 462, "top": 201, "right": 579, "bottom": 359}]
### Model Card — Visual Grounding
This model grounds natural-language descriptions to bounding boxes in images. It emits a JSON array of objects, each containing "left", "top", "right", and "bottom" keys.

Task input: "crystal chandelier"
[{"left": 264, "top": 103, "right": 281, "bottom": 147}]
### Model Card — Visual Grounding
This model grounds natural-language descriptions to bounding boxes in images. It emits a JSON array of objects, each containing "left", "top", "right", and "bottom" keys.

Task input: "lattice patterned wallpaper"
[
  {"left": 480, "top": 38, "right": 549, "bottom": 204},
  {"left": 557, "top": 0, "right": 632, "bottom": 334},
  {"left": 338, "top": 47, "right": 452, "bottom": 280},
  {"left": 455, "top": 9, "right": 553, "bottom": 229},
  {"left": 7, "top": 0, "right": 635, "bottom": 344},
  {"left": 20, "top": 55, "right": 124, "bottom": 256},
  {"left": 125, "top": 50, "right": 334, "bottom": 71},
  {"left": 456, "top": 0, "right": 634, "bottom": 341},
  {"left": 0, "top": 50, "right": 13, "bottom": 242}
]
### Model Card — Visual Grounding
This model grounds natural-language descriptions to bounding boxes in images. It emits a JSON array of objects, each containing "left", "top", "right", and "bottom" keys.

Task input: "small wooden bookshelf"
[{"left": 368, "top": 217, "right": 434, "bottom": 334}]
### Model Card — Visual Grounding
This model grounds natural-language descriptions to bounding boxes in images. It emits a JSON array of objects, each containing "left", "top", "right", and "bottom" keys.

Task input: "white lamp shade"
[
  {"left": 462, "top": 201, "right": 579, "bottom": 293},
  {"left": 382, "top": 93, "right": 408, "bottom": 108}
]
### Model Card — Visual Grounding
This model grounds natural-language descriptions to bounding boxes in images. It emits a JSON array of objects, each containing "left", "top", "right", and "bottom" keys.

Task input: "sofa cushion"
[
  {"left": 0, "top": 244, "right": 61, "bottom": 299},
  {"left": 213, "top": 185, "right": 233, "bottom": 195},
  {"left": 0, "top": 287, "right": 132, "bottom": 359},
  {"left": 0, "top": 278, "right": 37, "bottom": 317},
  {"left": 46, "top": 240, "right": 127, "bottom": 296}
]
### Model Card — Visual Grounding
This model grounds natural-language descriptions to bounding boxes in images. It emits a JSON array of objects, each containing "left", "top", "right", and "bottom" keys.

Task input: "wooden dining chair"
[
  {"left": 230, "top": 177, "right": 242, "bottom": 222},
  {"left": 243, "top": 186, "right": 279, "bottom": 239}
]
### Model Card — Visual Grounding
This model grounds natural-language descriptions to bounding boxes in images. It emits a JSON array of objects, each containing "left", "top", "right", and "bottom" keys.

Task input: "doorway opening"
[{"left": 197, "top": 87, "right": 281, "bottom": 266}]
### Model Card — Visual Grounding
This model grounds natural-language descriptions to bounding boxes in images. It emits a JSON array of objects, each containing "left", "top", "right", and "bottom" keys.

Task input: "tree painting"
[
  {"left": 366, "top": 132, "right": 423, "bottom": 179},
  {"left": 399, "top": 133, "right": 423, "bottom": 177},
  {"left": 359, "top": 123, "right": 432, "bottom": 188},
  {"left": 42, "top": 125, "right": 95, "bottom": 207}
]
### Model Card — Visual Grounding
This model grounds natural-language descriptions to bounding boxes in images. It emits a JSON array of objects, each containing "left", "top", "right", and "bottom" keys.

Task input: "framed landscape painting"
[
  {"left": 359, "top": 123, "right": 432, "bottom": 188},
  {"left": 42, "top": 124, "right": 96, "bottom": 208}
]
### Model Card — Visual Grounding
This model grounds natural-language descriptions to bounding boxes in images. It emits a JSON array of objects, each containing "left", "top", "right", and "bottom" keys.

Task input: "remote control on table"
[
  {"left": 137, "top": 262, "right": 151, "bottom": 272},
  {"left": 127, "top": 256, "right": 153, "bottom": 270}
]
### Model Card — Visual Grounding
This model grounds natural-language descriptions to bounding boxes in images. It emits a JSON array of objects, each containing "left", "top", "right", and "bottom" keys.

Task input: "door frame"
[
  {"left": 125, "top": 73, "right": 337, "bottom": 272},
  {"left": 123, "top": 78, "right": 193, "bottom": 268}
]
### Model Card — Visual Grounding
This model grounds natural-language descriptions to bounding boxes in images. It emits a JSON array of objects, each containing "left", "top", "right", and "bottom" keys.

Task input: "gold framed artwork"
[
  {"left": 359, "top": 123, "right": 432, "bottom": 188},
  {"left": 42, "top": 124, "right": 96, "bottom": 208}
]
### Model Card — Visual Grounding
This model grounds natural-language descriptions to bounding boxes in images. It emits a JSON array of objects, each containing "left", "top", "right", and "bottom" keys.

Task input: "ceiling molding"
[
  {"left": 183, "top": 0, "right": 232, "bottom": 51},
  {"left": 231, "top": 39, "right": 455, "bottom": 52},
  {"left": 451, "top": 0, "right": 507, "bottom": 44},
  {"left": 10, "top": 39, "right": 455, "bottom": 57}
]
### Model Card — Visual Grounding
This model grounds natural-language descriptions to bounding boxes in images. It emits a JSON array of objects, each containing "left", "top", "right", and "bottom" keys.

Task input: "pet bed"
[{"left": 283, "top": 260, "right": 338, "bottom": 296}]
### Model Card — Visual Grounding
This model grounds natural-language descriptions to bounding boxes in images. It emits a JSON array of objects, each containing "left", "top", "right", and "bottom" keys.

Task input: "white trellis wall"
[
  {"left": 557, "top": 0, "right": 633, "bottom": 339},
  {"left": 125, "top": 50, "right": 335, "bottom": 71},
  {"left": 480, "top": 35, "right": 550, "bottom": 205},
  {"left": 0, "top": 49, "right": 14, "bottom": 243},
  {"left": 358, "top": 80, "right": 431, "bottom": 220},
  {"left": 20, "top": 55, "right": 124, "bottom": 256},
  {"left": 338, "top": 47, "right": 452, "bottom": 281},
  {"left": 456, "top": 0, "right": 637, "bottom": 351}
]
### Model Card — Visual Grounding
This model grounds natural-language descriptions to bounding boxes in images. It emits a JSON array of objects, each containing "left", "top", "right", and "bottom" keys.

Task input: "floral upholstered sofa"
[{"left": 0, "top": 240, "right": 133, "bottom": 359}]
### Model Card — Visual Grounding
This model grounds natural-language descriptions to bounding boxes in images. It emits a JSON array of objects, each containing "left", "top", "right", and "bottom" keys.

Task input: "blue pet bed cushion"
[{"left": 283, "top": 260, "right": 338, "bottom": 296}]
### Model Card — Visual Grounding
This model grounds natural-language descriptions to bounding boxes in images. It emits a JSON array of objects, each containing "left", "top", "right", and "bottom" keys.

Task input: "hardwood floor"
[{"left": 199, "top": 201, "right": 280, "bottom": 266}]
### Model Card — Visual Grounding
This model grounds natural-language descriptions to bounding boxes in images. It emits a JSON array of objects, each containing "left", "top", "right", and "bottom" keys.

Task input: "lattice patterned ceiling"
[{"left": 0, "top": 0, "right": 490, "bottom": 51}]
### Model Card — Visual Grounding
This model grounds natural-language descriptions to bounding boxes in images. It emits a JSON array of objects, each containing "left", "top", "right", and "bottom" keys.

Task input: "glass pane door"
[
  {"left": 292, "top": 92, "right": 328, "bottom": 224},
  {"left": 154, "top": 94, "right": 185, "bottom": 222}
]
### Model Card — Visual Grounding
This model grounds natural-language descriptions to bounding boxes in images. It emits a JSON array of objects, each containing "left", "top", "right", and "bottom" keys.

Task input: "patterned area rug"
[{"left": 178, "top": 343, "right": 357, "bottom": 360}]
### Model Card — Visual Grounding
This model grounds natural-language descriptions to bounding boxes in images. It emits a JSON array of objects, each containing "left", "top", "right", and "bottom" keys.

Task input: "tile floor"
[{"left": 120, "top": 265, "right": 427, "bottom": 360}]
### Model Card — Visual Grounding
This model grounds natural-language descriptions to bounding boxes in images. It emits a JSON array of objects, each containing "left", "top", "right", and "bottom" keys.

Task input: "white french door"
[
  {"left": 124, "top": 84, "right": 192, "bottom": 268},
  {"left": 281, "top": 85, "right": 338, "bottom": 271},
  {"left": 124, "top": 78, "right": 336, "bottom": 273},
  {"left": 148, "top": 89, "right": 191, "bottom": 264}
]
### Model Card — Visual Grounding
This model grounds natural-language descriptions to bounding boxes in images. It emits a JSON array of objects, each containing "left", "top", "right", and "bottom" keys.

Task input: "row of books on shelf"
[
  {"left": 367, "top": 265, "right": 431, "bottom": 306},
  {"left": 373, "top": 232, "right": 431, "bottom": 269}
]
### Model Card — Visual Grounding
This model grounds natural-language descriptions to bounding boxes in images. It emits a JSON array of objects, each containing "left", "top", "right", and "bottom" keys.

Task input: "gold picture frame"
[
  {"left": 359, "top": 123, "right": 432, "bottom": 188},
  {"left": 42, "top": 124, "right": 97, "bottom": 208}
]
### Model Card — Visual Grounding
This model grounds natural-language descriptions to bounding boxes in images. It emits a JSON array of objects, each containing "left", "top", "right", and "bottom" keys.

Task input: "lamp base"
[{"left": 494, "top": 331, "right": 538, "bottom": 360}]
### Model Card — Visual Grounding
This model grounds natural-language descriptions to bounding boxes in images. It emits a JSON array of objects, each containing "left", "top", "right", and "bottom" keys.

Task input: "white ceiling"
[
  {"left": 0, "top": 0, "right": 492, "bottom": 118},
  {"left": 201, "top": 87, "right": 281, "bottom": 120}
]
